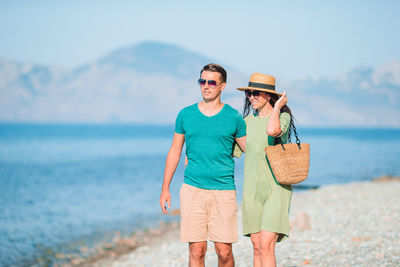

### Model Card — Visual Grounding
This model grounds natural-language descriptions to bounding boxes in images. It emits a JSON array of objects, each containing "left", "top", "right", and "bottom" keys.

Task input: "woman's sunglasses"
[
  {"left": 198, "top": 79, "right": 220, "bottom": 88},
  {"left": 245, "top": 90, "right": 262, "bottom": 98}
]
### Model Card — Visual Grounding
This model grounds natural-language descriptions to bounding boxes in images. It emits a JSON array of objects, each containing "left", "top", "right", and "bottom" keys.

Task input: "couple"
[{"left": 159, "top": 63, "right": 294, "bottom": 267}]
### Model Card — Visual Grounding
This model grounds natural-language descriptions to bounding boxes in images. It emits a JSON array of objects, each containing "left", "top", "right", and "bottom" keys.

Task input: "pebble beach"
[{"left": 80, "top": 178, "right": 400, "bottom": 267}]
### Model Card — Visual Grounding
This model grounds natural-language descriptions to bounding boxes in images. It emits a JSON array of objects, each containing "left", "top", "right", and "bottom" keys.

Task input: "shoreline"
[
  {"left": 30, "top": 218, "right": 180, "bottom": 267},
  {"left": 37, "top": 177, "right": 399, "bottom": 267}
]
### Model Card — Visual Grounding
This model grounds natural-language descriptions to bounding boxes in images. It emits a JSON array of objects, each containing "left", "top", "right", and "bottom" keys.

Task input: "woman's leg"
[
  {"left": 259, "top": 230, "right": 279, "bottom": 267},
  {"left": 250, "top": 232, "right": 261, "bottom": 267}
]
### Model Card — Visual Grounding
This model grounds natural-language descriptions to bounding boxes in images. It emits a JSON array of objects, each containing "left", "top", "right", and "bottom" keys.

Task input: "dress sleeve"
[
  {"left": 232, "top": 142, "right": 243, "bottom": 158},
  {"left": 174, "top": 110, "right": 185, "bottom": 134},
  {"left": 277, "top": 112, "right": 291, "bottom": 137}
]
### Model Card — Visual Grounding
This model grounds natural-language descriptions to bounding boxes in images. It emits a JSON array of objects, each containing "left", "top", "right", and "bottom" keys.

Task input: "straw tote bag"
[{"left": 265, "top": 122, "right": 310, "bottom": 185}]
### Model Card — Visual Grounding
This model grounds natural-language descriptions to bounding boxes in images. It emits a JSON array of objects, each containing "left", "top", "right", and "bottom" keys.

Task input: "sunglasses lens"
[
  {"left": 208, "top": 80, "right": 217, "bottom": 86},
  {"left": 198, "top": 79, "right": 206, "bottom": 86},
  {"left": 245, "top": 90, "right": 261, "bottom": 98}
]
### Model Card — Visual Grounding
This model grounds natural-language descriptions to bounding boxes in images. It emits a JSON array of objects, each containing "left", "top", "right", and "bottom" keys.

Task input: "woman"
[{"left": 234, "top": 73, "right": 293, "bottom": 267}]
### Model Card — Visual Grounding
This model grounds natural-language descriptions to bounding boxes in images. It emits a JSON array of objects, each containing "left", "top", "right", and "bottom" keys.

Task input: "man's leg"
[
  {"left": 214, "top": 242, "right": 234, "bottom": 267},
  {"left": 208, "top": 189, "right": 237, "bottom": 267},
  {"left": 189, "top": 241, "right": 207, "bottom": 267},
  {"left": 181, "top": 184, "right": 209, "bottom": 266}
]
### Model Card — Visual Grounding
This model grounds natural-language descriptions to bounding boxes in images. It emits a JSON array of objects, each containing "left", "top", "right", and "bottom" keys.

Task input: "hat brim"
[{"left": 237, "top": 86, "right": 282, "bottom": 96}]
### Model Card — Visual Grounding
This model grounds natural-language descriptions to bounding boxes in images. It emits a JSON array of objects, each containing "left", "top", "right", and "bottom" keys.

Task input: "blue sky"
[{"left": 1, "top": 0, "right": 399, "bottom": 79}]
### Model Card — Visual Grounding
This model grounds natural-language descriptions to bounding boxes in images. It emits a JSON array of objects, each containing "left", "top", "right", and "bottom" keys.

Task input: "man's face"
[{"left": 199, "top": 71, "right": 225, "bottom": 102}]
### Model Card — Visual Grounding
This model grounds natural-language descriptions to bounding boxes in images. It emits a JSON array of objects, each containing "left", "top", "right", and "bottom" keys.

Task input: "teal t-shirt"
[{"left": 175, "top": 103, "right": 246, "bottom": 190}]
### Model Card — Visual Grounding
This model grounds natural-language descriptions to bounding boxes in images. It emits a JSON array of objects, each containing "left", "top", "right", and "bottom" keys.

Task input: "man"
[{"left": 159, "top": 63, "right": 246, "bottom": 267}]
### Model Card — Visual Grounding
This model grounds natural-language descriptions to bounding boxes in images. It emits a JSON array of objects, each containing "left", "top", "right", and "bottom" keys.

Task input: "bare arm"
[
  {"left": 235, "top": 135, "right": 246, "bottom": 153},
  {"left": 267, "top": 91, "right": 288, "bottom": 137},
  {"left": 159, "top": 133, "right": 185, "bottom": 214}
]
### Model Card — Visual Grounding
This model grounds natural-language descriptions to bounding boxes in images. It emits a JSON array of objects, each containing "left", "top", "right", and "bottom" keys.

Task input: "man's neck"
[{"left": 198, "top": 98, "right": 224, "bottom": 116}]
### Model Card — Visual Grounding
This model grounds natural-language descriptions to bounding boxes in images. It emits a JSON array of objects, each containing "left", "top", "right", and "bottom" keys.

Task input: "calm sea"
[{"left": 0, "top": 124, "right": 399, "bottom": 266}]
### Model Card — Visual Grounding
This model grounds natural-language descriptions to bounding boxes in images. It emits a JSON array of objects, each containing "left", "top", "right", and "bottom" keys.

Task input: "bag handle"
[{"left": 274, "top": 120, "right": 302, "bottom": 149}]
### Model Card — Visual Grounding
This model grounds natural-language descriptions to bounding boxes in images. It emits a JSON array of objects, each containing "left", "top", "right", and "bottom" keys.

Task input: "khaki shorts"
[{"left": 180, "top": 183, "right": 237, "bottom": 243}]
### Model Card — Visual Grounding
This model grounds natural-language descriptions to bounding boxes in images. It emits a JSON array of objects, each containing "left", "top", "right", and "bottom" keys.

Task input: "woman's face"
[{"left": 246, "top": 90, "right": 270, "bottom": 110}]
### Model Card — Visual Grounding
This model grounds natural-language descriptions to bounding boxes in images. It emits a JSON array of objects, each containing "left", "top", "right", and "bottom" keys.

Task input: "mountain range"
[{"left": 1, "top": 41, "right": 399, "bottom": 127}]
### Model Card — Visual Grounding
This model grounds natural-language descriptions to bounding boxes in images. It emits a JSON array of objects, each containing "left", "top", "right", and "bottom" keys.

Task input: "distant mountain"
[
  {"left": 96, "top": 42, "right": 213, "bottom": 78},
  {"left": 0, "top": 41, "right": 399, "bottom": 127},
  {"left": 286, "top": 60, "right": 400, "bottom": 126},
  {"left": 0, "top": 41, "right": 246, "bottom": 124}
]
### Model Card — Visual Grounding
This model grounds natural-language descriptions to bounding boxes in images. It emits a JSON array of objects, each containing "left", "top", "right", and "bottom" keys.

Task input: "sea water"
[{"left": 0, "top": 124, "right": 399, "bottom": 266}]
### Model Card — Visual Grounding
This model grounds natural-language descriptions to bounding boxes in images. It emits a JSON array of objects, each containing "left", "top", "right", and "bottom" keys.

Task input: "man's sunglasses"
[
  {"left": 198, "top": 79, "right": 221, "bottom": 87},
  {"left": 245, "top": 90, "right": 262, "bottom": 98}
]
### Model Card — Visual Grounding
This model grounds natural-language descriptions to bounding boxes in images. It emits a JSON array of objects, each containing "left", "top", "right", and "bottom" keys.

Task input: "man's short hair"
[{"left": 200, "top": 63, "right": 227, "bottom": 83}]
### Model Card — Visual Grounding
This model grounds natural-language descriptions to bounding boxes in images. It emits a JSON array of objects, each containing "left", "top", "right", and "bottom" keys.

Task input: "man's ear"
[{"left": 220, "top": 82, "right": 226, "bottom": 92}]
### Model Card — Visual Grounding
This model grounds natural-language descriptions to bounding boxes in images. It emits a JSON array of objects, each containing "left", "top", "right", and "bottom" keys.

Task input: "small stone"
[
  {"left": 169, "top": 209, "right": 180, "bottom": 215},
  {"left": 55, "top": 253, "right": 66, "bottom": 259},
  {"left": 70, "top": 257, "right": 83, "bottom": 265},
  {"left": 117, "top": 237, "right": 137, "bottom": 247},
  {"left": 293, "top": 211, "right": 311, "bottom": 230},
  {"left": 103, "top": 243, "right": 114, "bottom": 250},
  {"left": 149, "top": 228, "right": 163, "bottom": 235}
]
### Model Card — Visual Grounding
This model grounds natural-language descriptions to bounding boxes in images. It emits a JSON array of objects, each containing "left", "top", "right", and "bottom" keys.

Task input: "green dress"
[{"left": 234, "top": 112, "right": 292, "bottom": 242}]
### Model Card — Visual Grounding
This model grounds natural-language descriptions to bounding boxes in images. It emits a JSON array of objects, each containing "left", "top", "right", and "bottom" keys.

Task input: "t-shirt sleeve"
[
  {"left": 235, "top": 113, "right": 247, "bottom": 138},
  {"left": 174, "top": 110, "right": 185, "bottom": 134},
  {"left": 277, "top": 112, "right": 291, "bottom": 137}
]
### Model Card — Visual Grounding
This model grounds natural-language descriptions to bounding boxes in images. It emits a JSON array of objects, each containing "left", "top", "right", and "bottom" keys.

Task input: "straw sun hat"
[{"left": 237, "top": 73, "right": 282, "bottom": 96}]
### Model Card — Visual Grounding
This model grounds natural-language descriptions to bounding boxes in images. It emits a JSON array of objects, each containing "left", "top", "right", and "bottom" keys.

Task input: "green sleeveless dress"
[{"left": 234, "top": 112, "right": 292, "bottom": 242}]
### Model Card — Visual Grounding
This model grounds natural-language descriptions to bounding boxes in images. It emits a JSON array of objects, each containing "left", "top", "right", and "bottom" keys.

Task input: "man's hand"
[{"left": 159, "top": 189, "right": 171, "bottom": 214}]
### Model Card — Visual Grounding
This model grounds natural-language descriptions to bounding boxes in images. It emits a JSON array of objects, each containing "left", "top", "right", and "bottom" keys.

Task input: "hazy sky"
[{"left": 1, "top": 0, "right": 399, "bottom": 79}]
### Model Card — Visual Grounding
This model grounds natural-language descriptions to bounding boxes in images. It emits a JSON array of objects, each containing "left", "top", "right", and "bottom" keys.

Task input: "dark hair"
[
  {"left": 200, "top": 63, "right": 227, "bottom": 83},
  {"left": 243, "top": 92, "right": 294, "bottom": 140}
]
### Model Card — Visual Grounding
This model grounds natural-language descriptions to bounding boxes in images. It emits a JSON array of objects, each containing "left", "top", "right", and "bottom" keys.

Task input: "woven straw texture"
[{"left": 265, "top": 143, "right": 310, "bottom": 185}]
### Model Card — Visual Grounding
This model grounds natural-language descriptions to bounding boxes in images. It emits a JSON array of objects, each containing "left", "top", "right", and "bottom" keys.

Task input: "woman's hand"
[
  {"left": 267, "top": 91, "right": 288, "bottom": 136},
  {"left": 275, "top": 90, "right": 288, "bottom": 110}
]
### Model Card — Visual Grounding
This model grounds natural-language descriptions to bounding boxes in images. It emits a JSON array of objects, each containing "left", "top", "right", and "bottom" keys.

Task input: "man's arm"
[
  {"left": 235, "top": 135, "right": 246, "bottom": 153},
  {"left": 159, "top": 132, "right": 185, "bottom": 214}
]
